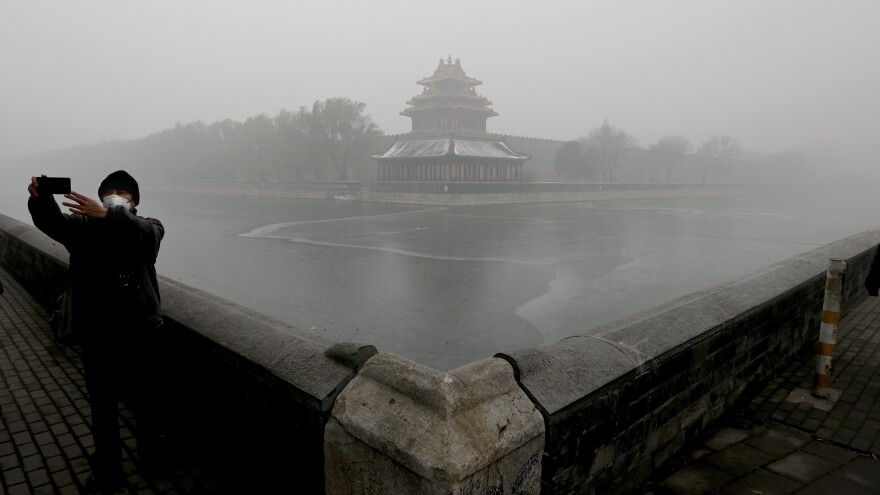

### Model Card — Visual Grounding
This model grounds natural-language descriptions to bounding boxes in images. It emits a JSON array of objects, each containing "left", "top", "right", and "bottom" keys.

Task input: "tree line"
[
  {"left": 26, "top": 100, "right": 823, "bottom": 186},
  {"left": 554, "top": 120, "right": 820, "bottom": 184},
  {"left": 49, "top": 98, "right": 385, "bottom": 183}
]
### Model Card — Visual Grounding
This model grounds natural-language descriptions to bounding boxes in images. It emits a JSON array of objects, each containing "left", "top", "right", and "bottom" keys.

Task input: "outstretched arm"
[{"left": 27, "top": 176, "right": 80, "bottom": 247}]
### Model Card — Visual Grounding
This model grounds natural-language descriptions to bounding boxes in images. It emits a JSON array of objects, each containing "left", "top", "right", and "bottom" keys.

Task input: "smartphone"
[{"left": 36, "top": 177, "right": 71, "bottom": 195}]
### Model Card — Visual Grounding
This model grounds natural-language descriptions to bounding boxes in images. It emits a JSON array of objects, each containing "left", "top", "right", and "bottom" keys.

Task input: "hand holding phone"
[{"left": 35, "top": 177, "right": 71, "bottom": 195}]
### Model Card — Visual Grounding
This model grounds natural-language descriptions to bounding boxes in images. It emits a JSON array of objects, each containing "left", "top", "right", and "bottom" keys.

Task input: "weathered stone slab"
[{"left": 325, "top": 353, "right": 544, "bottom": 494}]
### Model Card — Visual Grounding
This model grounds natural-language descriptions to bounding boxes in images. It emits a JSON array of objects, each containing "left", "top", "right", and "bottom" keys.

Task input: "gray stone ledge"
[
  {"left": 498, "top": 228, "right": 880, "bottom": 416},
  {"left": 0, "top": 213, "right": 375, "bottom": 412}
]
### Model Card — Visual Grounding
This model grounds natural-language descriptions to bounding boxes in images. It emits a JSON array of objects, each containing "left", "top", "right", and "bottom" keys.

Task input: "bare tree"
[
  {"left": 554, "top": 141, "right": 593, "bottom": 181},
  {"left": 697, "top": 135, "right": 742, "bottom": 183},
  {"left": 647, "top": 135, "right": 691, "bottom": 183},
  {"left": 274, "top": 109, "right": 316, "bottom": 181},
  {"left": 760, "top": 150, "right": 810, "bottom": 184},
  {"left": 300, "top": 98, "right": 382, "bottom": 181},
  {"left": 579, "top": 120, "right": 636, "bottom": 182},
  {"left": 239, "top": 114, "right": 279, "bottom": 181}
]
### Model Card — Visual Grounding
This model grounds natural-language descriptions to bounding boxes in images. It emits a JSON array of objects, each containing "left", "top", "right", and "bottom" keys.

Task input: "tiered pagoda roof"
[
  {"left": 372, "top": 135, "right": 528, "bottom": 162},
  {"left": 400, "top": 57, "right": 499, "bottom": 132},
  {"left": 373, "top": 58, "right": 529, "bottom": 182}
]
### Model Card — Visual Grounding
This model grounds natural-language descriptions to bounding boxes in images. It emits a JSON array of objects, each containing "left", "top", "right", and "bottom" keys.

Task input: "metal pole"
[{"left": 814, "top": 258, "right": 846, "bottom": 398}]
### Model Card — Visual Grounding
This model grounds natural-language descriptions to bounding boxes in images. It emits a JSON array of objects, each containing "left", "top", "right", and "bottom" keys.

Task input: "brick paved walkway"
[
  {"left": 645, "top": 292, "right": 880, "bottom": 494},
  {"left": 0, "top": 266, "right": 212, "bottom": 494},
  {"left": 747, "top": 290, "right": 880, "bottom": 454}
]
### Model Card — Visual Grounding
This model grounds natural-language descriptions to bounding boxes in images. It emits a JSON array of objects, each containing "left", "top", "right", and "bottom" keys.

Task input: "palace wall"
[
  {"left": 493, "top": 134, "right": 567, "bottom": 181},
  {"left": 152, "top": 179, "right": 797, "bottom": 206}
]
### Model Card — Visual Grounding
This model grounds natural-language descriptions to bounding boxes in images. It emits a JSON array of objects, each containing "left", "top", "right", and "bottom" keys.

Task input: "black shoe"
[
  {"left": 138, "top": 432, "right": 176, "bottom": 475},
  {"left": 141, "top": 456, "right": 173, "bottom": 478},
  {"left": 84, "top": 471, "right": 127, "bottom": 494}
]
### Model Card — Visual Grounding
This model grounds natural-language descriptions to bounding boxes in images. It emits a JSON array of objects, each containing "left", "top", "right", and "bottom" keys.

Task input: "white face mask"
[{"left": 102, "top": 194, "right": 132, "bottom": 210}]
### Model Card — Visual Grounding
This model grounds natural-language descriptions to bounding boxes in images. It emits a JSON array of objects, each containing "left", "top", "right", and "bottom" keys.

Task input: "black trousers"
[{"left": 82, "top": 323, "right": 165, "bottom": 478}]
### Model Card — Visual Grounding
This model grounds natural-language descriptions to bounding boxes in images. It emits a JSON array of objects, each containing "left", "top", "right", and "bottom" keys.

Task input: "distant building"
[{"left": 373, "top": 57, "right": 531, "bottom": 182}]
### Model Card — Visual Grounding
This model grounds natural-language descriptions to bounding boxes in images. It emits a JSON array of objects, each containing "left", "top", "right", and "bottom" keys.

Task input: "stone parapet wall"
[
  {"left": 497, "top": 229, "right": 880, "bottom": 494},
  {"left": 4, "top": 210, "right": 879, "bottom": 493},
  {"left": 0, "top": 214, "right": 70, "bottom": 308}
]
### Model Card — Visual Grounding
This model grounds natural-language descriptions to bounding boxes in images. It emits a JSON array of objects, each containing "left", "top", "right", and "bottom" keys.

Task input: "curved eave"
[
  {"left": 373, "top": 154, "right": 527, "bottom": 163},
  {"left": 407, "top": 95, "right": 493, "bottom": 106},
  {"left": 372, "top": 139, "right": 529, "bottom": 162},
  {"left": 400, "top": 106, "right": 499, "bottom": 117},
  {"left": 453, "top": 141, "right": 530, "bottom": 161},
  {"left": 417, "top": 75, "right": 482, "bottom": 86}
]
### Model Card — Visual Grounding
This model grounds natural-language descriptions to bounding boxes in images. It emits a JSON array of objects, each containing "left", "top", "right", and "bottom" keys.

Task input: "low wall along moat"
[
  {"left": 2, "top": 211, "right": 878, "bottom": 494},
  {"left": 153, "top": 179, "right": 786, "bottom": 206}
]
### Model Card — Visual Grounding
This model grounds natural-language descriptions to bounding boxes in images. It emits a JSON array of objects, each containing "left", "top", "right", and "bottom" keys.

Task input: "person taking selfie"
[{"left": 27, "top": 170, "right": 166, "bottom": 493}]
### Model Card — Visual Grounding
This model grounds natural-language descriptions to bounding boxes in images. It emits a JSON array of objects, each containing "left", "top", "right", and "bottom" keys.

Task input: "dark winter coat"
[
  {"left": 28, "top": 196, "right": 165, "bottom": 335},
  {"left": 865, "top": 247, "right": 880, "bottom": 297}
]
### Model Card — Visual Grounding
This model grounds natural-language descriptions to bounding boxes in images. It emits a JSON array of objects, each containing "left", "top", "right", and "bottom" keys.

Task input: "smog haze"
[{"left": 1, "top": 1, "right": 879, "bottom": 176}]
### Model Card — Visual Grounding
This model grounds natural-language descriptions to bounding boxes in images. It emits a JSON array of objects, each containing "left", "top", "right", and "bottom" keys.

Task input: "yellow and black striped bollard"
[{"left": 813, "top": 258, "right": 846, "bottom": 399}]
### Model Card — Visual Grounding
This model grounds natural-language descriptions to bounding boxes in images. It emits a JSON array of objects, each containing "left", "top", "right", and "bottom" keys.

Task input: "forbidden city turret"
[{"left": 401, "top": 56, "right": 499, "bottom": 133}]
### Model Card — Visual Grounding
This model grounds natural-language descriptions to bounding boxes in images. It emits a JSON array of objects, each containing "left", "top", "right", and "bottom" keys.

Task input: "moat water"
[
  {"left": 151, "top": 186, "right": 880, "bottom": 370},
  {"left": 5, "top": 184, "right": 880, "bottom": 370}
]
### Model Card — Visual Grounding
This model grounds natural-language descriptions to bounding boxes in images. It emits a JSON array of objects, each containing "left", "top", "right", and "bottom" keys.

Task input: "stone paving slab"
[
  {"left": 0, "top": 266, "right": 213, "bottom": 494},
  {"left": 704, "top": 443, "right": 775, "bottom": 476},
  {"left": 716, "top": 467, "right": 801, "bottom": 495},
  {"left": 766, "top": 451, "right": 840, "bottom": 484}
]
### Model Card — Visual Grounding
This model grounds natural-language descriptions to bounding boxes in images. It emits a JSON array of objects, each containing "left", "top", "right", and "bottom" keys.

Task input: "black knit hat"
[{"left": 98, "top": 170, "right": 140, "bottom": 205}]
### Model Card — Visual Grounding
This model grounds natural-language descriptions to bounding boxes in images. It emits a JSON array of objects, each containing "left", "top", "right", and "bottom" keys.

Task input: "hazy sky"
[{"left": 2, "top": 1, "right": 879, "bottom": 168}]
